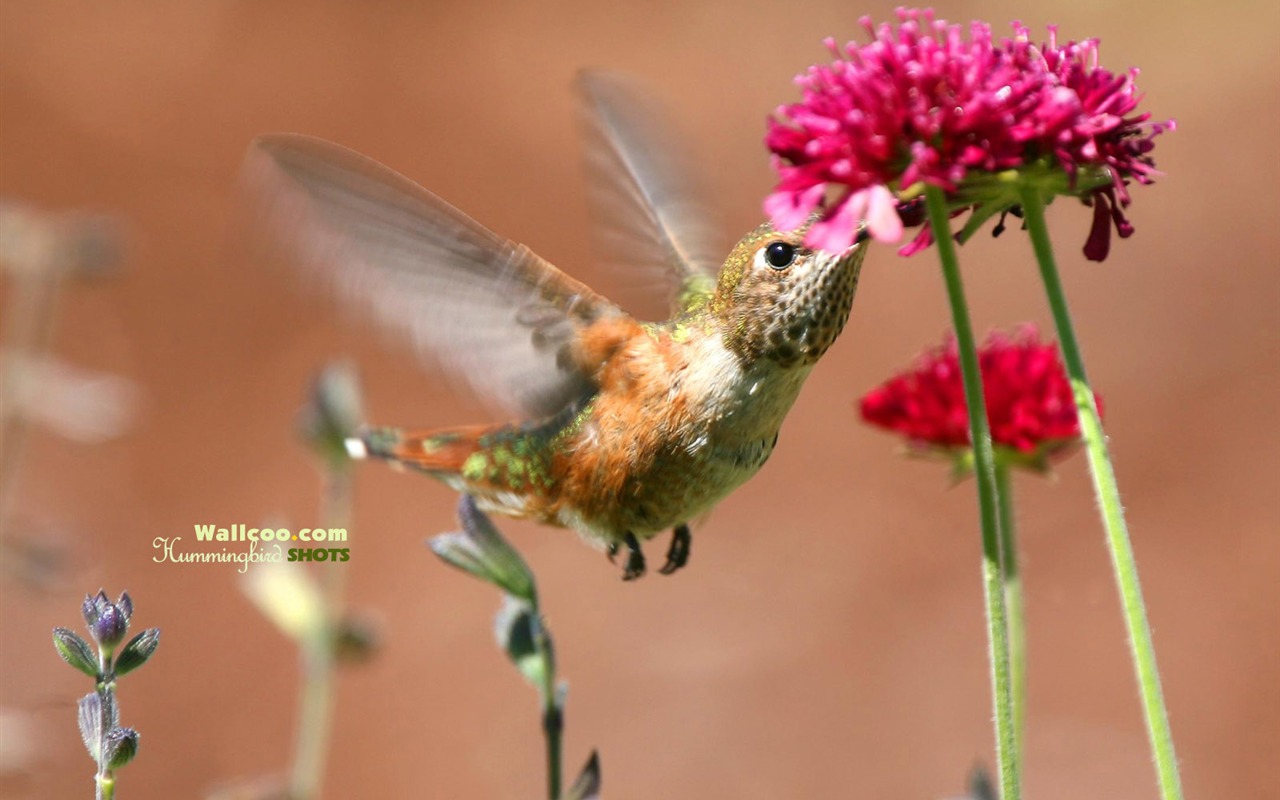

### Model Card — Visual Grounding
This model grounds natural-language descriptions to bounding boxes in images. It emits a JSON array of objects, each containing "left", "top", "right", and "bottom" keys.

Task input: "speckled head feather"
[{"left": 711, "top": 221, "right": 867, "bottom": 368}]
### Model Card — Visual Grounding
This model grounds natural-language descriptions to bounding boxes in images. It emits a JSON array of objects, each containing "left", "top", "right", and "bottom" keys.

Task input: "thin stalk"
[
  {"left": 94, "top": 652, "right": 117, "bottom": 800},
  {"left": 96, "top": 773, "right": 115, "bottom": 800},
  {"left": 288, "top": 467, "right": 353, "bottom": 800},
  {"left": 924, "top": 185, "right": 1020, "bottom": 799},
  {"left": 318, "top": 469, "right": 352, "bottom": 619},
  {"left": 994, "top": 461, "right": 1026, "bottom": 753},
  {"left": 289, "top": 636, "right": 335, "bottom": 800},
  {"left": 532, "top": 616, "right": 562, "bottom": 800},
  {"left": 1018, "top": 185, "right": 1182, "bottom": 800}
]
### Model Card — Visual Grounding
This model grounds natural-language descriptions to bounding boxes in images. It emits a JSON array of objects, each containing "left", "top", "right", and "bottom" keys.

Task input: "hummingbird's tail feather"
[
  {"left": 352, "top": 425, "right": 484, "bottom": 477},
  {"left": 349, "top": 423, "right": 560, "bottom": 522}
]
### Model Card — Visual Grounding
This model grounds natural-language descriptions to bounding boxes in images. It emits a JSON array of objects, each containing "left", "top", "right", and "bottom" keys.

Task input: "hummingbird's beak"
[{"left": 839, "top": 225, "right": 871, "bottom": 269}]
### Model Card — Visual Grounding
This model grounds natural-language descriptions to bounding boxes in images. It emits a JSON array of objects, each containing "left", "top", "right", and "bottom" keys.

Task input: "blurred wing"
[
  {"left": 244, "top": 134, "right": 620, "bottom": 419},
  {"left": 576, "top": 71, "right": 726, "bottom": 317}
]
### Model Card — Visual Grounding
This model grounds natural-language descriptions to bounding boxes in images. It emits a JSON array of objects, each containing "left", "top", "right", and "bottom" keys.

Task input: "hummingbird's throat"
[{"left": 744, "top": 246, "right": 865, "bottom": 368}]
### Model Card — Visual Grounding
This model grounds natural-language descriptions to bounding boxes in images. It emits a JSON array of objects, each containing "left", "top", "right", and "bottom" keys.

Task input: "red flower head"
[
  {"left": 765, "top": 9, "right": 1172, "bottom": 261},
  {"left": 859, "top": 326, "right": 1100, "bottom": 471}
]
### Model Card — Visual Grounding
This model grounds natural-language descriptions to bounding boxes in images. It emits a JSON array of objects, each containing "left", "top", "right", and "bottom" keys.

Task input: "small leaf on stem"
[
  {"left": 114, "top": 629, "right": 161, "bottom": 677},
  {"left": 53, "top": 627, "right": 99, "bottom": 678}
]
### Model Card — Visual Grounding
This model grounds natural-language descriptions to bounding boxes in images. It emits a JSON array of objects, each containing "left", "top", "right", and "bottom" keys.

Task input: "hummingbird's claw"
[
  {"left": 620, "top": 532, "right": 646, "bottom": 581},
  {"left": 658, "top": 523, "right": 691, "bottom": 575},
  {"left": 606, "top": 541, "right": 619, "bottom": 564}
]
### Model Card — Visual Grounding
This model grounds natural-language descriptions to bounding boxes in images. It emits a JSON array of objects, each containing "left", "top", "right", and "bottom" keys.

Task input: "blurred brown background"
[{"left": 1, "top": 1, "right": 1276, "bottom": 798}]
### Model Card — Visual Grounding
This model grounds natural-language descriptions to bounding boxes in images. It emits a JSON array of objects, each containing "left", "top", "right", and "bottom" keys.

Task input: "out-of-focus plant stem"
[{"left": 288, "top": 466, "right": 352, "bottom": 800}]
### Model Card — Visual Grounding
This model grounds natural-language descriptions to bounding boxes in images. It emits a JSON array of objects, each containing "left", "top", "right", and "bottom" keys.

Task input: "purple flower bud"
[
  {"left": 91, "top": 604, "right": 128, "bottom": 649},
  {"left": 82, "top": 593, "right": 102, "bottom": 628},
  {"left": 82, "top": 590, "right": 133, "bottom": 649},
  {"left": 116, "top": 592, "right": 133, "bottom": 623},
  {"left": 430, "top": 495, "right": 537, "bottom": 602}
]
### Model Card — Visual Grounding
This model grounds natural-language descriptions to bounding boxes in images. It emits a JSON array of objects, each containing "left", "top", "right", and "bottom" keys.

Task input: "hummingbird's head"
[{"left": 710, "top": 221, "right": 867, "bottom": 368}]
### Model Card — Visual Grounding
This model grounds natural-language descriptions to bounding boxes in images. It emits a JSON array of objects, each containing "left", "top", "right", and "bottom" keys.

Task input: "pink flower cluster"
[
  {"left": 765, "top": 9, "right": 1172, "bottom": 260},
  {"left": 859, "top": 326, "right": 1100, "bottom": 460}
]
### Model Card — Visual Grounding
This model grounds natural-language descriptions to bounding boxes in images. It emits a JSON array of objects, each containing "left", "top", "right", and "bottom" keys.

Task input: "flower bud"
[
  {"left": 82, "top": 590, "right": 107, "bottom": 628},
  {"left": 299, "top": 361, "right": 364, "bottom": 468},
  {"left": 116, "top": 592, "right": 133, "bottom": 623},
  {"left": 493, "top": 595, "right": 548, "bottom": 690},
  {"left": 103, "top": 727, "right": 139, "bottom": 770},
  {"left": 429, "top": 495, "right": 536, "bottom": 603},
  {"left": 82, "top": 590, "right": 133, "bottom": 649},
  {"left": 90, "top": 604, "right": 128, "bottom": 649}
]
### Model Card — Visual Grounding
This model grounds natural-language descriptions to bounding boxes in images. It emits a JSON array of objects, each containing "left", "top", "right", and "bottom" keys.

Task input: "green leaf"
[
  {"left": 114, "top": 628, "right": 160, "bottom": 677},
  {"left": 53, "top": 627, "right": 99, "bottom": 678}
]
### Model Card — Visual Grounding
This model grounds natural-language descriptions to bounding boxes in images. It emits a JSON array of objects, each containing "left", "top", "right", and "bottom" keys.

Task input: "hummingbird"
[{"left": 244, "top": 72, "right": 868, "bottom": 580}]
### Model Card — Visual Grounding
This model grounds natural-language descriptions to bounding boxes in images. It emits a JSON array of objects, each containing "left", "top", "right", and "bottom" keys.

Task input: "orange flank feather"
[{"left": 546, "top": 320, "right": 709, "bottom": 540}]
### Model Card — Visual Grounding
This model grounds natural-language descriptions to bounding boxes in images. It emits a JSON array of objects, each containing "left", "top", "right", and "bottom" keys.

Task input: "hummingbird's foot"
[
  {"left": 658, "top": 524, "right": 691, "bottom": 575},
  {"left": 620, "top": 532, "right": 646, "bottom": 581}
]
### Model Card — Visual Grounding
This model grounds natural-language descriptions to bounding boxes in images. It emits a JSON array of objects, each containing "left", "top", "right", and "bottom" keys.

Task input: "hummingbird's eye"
[{"left": 764, "top": 241, "right": 796, "bottom": 269}]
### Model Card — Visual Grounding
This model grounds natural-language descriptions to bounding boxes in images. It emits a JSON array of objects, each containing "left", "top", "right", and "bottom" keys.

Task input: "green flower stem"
[
  {"left": 288, "top": 467, "right": 353, "bottom": 800},
  {"left": 532, "top": 616, "right": 562, "bottom": 800},
  {"left": 318, "top": 468, "right": 353, "bottom": 627},
  {"left": 1018, "top": 186, "right": 1183, "bottom": 800},
  {"left": 924, "top": 185, "right": 1020, "bottom": 799},
  {"left": 95, "top": 650, "right": 117, "bottom": 800},
  {"left": 994, "top": 461, "right": 1026, "bottom": 753},
  {"left": 290, "top": 635, "right": 335, "bottom": 800}
]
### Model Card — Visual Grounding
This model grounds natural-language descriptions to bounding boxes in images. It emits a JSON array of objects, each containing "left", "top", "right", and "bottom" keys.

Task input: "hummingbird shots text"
[{"left": 151, "top": 524, "right": 351, "bottom": 572}]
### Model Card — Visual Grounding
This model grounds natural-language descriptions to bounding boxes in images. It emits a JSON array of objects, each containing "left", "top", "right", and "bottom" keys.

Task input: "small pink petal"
[
  {"left": 863, "top": 184, "right": 904, "bottom": 243},
  {"left": 764, "top": 184, "right": 824, "bottom": 232},
  {"left": 805, "top": 193, "right": 863, "bottom": 252}
]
